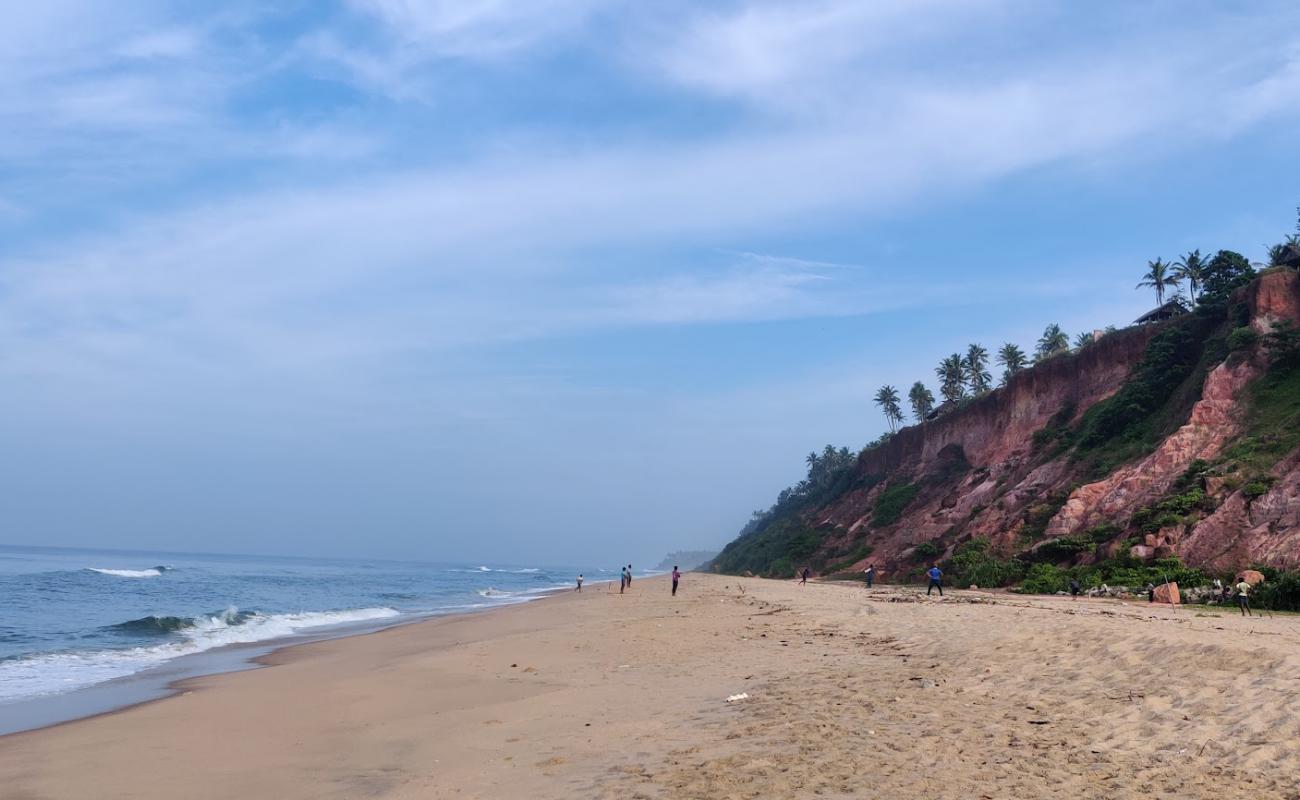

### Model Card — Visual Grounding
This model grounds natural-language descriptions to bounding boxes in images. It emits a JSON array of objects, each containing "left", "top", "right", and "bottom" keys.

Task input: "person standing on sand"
[
  {"left": 1069, "top": 578, "right": 1081, "bottom": 600},
  {"left": 1236, "top": 579, "right": 1253, "bottom": 616},
  {"left": 800, "top": 567, "right": 810, "bottom": 585},
  {"left": 926, "top": 564, "right": 944, "bottom": 596},
  {"left": 1146, "top": 582, "right": 1155, "bottom": 603},
  {"left": 863, "top": 564, "right": 876, "bottom": 589},
  {"left": 626, "top": 565, "right": 633, "bottom": 589},
  {"left": 671, "top": 566, "right": 681, "bottom": 596},
  {"left": 620, "top": 566, "right": 627, "bottom": 594},
  {"left": 576, "top": 574, "right": 583, "bottom": 592}
]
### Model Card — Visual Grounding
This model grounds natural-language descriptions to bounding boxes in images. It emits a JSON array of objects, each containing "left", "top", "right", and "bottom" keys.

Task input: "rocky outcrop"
[
  {"left": 1178, "top": 447, "right": 1300, "bottom": 572},
  {"left": 1048, "top": 354, "right": 1260, "bottom": 536}
]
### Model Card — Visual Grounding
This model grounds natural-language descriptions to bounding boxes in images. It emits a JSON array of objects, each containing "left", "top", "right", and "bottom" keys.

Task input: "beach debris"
[{"left": 726, "top": 693, "right": 750, "bottom": 703}]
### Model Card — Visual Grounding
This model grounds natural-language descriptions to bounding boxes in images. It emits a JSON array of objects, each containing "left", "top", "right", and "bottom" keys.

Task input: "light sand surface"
[{"left": 3, "top": 574, "right": 1300, "bottom": 799}]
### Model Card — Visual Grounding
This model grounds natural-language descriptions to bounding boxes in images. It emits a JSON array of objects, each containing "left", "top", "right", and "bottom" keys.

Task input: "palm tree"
[
  {"left": 908, "top": 381, "right": 935, "bottom": 421},
  {"left": 936, "top": 355, "right": 966, "bottom": 405},
  {"left": 1136, "top": 257, "right": 1179, "bottom": 306},
  {"left": 963, "top": 343, "right": 992, "bottom": 395},
  {"left": 996, "top": 343, "right": 1026, "bottom": 384},
  {"left": 873, "top": 385, "right": 903, "bottom": 433},
  {"left": 1036, "top": 324, "right": 1069, "bottom": 360},
  {"left": 1171, "top": 250, "right": 1206, "bottom": 303},
  {"left": 1074, "top": 331, "right": 1096, "bottom": 349}
]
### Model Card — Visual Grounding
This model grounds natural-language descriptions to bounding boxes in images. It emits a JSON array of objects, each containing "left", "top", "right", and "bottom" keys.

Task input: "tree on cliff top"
[
  {"left": 1198, "top": 249, "right": 1255, "bottom": 304},
  {"left": 1136, "top": 257, "right": 1179, "bottom": 306},
  {"left": 1171, "top": 250, "right": 1207, "bottom": 303},
  {"left": 908, "top": 381, "right": 935, "bottom": 421},
  {"left": 874, "top": 385, "right": 904, "bottom": 432},
  {"left": 997, "top": 343, "right": 1026, "bottom": 384},
  {"left": 936, "top": 354, "right": 966, "bottom": 404},
  {"left": 963, "top": 344, "right": 992, "bottom": 395},
  {"left": 1036, "top": 324, "right": 1070, "bottom": 361}
]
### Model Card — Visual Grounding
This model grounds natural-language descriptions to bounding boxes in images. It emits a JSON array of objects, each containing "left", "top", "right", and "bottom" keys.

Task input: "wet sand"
[{"left": 2, "top": 574, "right": 1299, "bottom": 799}]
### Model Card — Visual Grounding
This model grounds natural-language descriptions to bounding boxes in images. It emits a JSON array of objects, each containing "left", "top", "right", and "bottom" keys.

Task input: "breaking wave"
[
  {"left": 87, "top": 566, "right": 172, "bottom": 578},
  {"left": 0, "top": 606, "right": 400, "bottom": 703}
]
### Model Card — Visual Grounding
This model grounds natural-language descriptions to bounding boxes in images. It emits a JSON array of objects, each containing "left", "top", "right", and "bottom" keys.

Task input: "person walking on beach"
[
  {"left": 576, "top": 574, "right": 583, "bottom": 592},
  {"left": 1235, "top": 578, "right": 1253, "bottom": 616},
  {"left": 1146, "top": 582, "right": 1155, "bottom": 603},
  {"left": 926, "top": 563, "right": 944, "bottom": 596},
  {"left": 800, "top": 567, "right": 810, "bottom": 585},
  {"left": 1069, "top": 578, "right": 1081, "bottom": 600},
  {"left": 626, "top": 565, "right": 633, "bottom": 589},
  {"left": 620, "top": 566, "right": 627, "bottom": 594},
  {"left": 863, "top": 563, "right": 876, "bottom": 589},
  {"left": 671, "top": 566, "right": 681, "bottom": 596}
]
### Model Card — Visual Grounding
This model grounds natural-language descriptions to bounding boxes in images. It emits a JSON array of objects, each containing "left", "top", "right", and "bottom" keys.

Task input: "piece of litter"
[
  {"left": 726, "top": 693, "right": 750, "bottom": 703},
  {"left": 617, "top": 664, "right": 631, "bottom": 669}
]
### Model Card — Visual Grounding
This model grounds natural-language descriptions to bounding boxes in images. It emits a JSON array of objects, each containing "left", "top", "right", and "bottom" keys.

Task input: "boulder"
[
  {"left": 1237, "top": 569, "right": 1265, "bottom": 586},
  {"left": 1153, "top": 582, "right": 1180, "bottom": 605}
]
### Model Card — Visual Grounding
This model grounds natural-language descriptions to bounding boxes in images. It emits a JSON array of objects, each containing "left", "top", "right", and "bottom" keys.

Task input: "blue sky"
[{"left": 2, "top": 0, "right": 1298, "bottom": 565}]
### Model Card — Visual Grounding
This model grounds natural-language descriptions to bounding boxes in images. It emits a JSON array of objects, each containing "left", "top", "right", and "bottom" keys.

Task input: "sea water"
[{"left": 0, "top": 545, "right": 630, "bottom": 718}]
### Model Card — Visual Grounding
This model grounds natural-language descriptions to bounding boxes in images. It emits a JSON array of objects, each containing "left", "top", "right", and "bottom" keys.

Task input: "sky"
[{"left": 1, "top": 1, "right": 1298, "bottom": 566}]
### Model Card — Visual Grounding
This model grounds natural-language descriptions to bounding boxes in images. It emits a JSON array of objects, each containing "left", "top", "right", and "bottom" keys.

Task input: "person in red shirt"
[{"left": 671, "top": 566, "right": 681, "bottom": 596}]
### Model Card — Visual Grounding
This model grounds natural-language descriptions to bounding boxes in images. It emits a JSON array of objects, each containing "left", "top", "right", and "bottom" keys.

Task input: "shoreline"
[
  {"left": 4, "top": 574, "right": 1299, "bottom": 799},
  {"left": 0, "top": 583, "right": 581, "bottom": 738}
]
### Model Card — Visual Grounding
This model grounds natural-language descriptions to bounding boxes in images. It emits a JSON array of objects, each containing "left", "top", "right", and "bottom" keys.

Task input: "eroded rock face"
[
  {"left": 1179, "top": 450, "right": 1300, "bottom": 572},
  {"left": 1047, "top": 355, "right": 1261, "bottom": 536},
  {"left": 807, "top": 270, "right": 1300, "bottom": 575}
]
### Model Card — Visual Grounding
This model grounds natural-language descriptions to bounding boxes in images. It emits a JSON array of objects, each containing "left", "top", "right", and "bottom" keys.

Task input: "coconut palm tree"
[
  {"left": 1074, "top": 331, "right": 1096, "bottom": 349},
  {"left": 908, "top": 381, "right": 935, "bottom": 421},
  {"left": 873, "top": 385, "right": 903, "bottom": 432},
  {"left": 963, "top": 344, "right": 992, "bottom": 395},
  {"left": 996, "top": 343, "right": 1026, "bottom": 384},
  {"left": 1136, "top": 257, "right": 1179, "bottom": 306},
  {"left": 1171, "top": 250, "right": 1206, "bottom": 303},
  {"left": 936, "top": 355, "right": 966, "bottom": 405},
  {"left": 1036, "top": 324, "right": 1070, "bottom": 360}
]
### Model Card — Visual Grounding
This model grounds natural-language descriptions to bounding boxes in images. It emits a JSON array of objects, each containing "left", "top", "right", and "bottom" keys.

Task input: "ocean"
[{"left": 0, "top": 545, "right": 629, "bottom": 729}]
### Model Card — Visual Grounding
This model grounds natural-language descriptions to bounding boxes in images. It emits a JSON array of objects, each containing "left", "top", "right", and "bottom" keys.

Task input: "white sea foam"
[
  {"left": 0, "top": 606, "right": 400, "bottom": 703},
  {"left": 87, "top": 567, "right": 168, "bottom": 578}
]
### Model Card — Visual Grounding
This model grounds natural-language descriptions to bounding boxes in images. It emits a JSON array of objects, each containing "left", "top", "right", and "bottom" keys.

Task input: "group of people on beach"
[
  {"left": 574, "top": 564, "right": 682, "bottom": 596},
  {"left": 794, "top": 560, "right": 1263, "bottom": 617}
]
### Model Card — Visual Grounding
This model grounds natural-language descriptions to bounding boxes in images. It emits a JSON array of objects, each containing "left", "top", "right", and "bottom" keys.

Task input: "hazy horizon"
[{"left": 3, "top": 1, "right": 1299, "bottom": 566}]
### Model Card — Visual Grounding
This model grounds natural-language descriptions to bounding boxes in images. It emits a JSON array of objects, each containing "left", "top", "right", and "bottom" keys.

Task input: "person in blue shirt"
[{"left": 926, "top": 564, "right": 944, "bottom": 596}]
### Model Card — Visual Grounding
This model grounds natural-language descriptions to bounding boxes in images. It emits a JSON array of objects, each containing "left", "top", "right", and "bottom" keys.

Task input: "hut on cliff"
[{"left": 1134, "top": 298, "right": 1188, "bottom": 325}]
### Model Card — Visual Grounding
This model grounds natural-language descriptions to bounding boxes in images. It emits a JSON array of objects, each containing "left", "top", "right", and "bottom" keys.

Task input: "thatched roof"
[{"left": 1134, "top": 298, "right": 1188, "bottom": 325}]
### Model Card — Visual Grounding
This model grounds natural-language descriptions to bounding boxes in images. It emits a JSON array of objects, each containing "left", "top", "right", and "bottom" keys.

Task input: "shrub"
[
  {"left": 950, "top": 538, "right": 1024, "bottom": 587},
  {"left": 872, "top": 483, "right": 920, "bottom": 527},
  {"left": 1250, "top": 570, "right": 1300, "bottom": 611},
  {"left": 1227, "top": 326, "right": 1259, "bottom": 352},
  {"left": 1243, "top": 479, "right": 1275, "bottom": 499},
  {"left": 913, "top": 541, "right": 941, "bottom": 560},
  {"left": 1021, "top": 563, "right": 1069, "bottom": 594}
]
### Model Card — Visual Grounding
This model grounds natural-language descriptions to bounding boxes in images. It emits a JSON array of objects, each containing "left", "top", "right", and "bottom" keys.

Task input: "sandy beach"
[{"left": 3, "top": 574, "right": 1299, "bottom": 799}]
